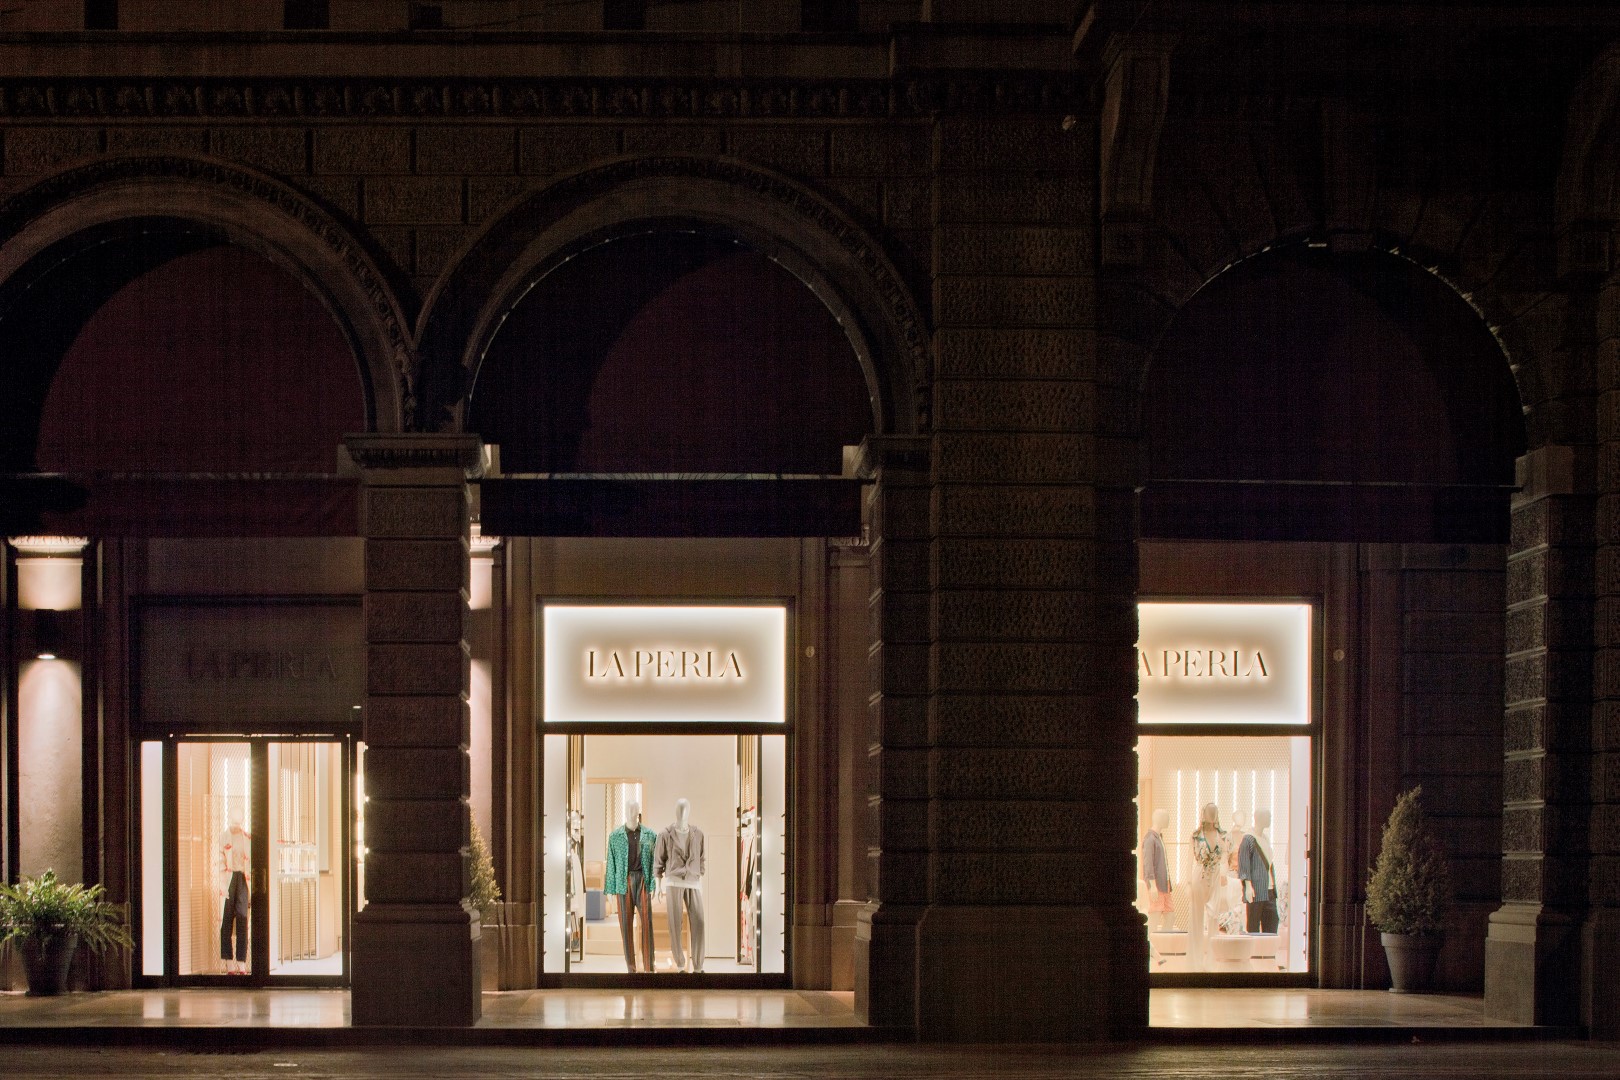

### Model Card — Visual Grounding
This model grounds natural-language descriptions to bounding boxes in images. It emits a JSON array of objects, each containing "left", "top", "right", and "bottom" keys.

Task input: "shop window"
[
  {"left": 538, "top": 602, "right": 788, "bottom": 976},
  {"left": 1135, "top": 602, "right": 1313, "bottom": 976},
  {"left": 84, "top": 0, "right": 117, "bottom": 29},
  {"left": 284, "top": 0, "right": 329, "bottom": 30},
  {"left": 1137, "top": 734, "right": 1310, "bottom": 973},
  {"left": 545, "top": 733, "right": 785, "bottom": 974}
]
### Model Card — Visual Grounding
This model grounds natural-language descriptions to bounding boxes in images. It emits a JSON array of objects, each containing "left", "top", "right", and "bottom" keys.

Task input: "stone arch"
[
  {"left": 415, "top": 155, "right": 930, "bottom": 436},
  {"left": 0, "top": 154, "right": 412, "bottom": 433}
]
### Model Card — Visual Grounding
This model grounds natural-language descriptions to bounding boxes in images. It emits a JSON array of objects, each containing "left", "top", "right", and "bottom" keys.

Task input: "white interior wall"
[{"left": 584, "top": 734, "right": 739, "bottom": 958}]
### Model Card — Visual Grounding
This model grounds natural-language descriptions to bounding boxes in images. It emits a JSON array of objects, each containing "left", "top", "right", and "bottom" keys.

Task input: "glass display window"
[
  {"left": 1135, "top": 734, "right": 1310, "bottom": 973},
  {"left": 1135, "top": 600, "right": 1315, "bottom": 978},
  {"left": 541, "top": 732, "right": 786, "bottom": 976}
]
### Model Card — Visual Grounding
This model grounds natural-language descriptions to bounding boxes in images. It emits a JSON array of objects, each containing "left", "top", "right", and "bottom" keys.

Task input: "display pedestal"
[
  {"left": 1150, "top": 930, "right": 1187, "bottom": 956},
  {"left": 1209, "top": 934, "right": 1253, "bottom": 966}
]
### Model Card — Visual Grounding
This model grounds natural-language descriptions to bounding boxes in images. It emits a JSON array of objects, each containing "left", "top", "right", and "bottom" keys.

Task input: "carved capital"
[
  {"left": 345, "top": 434, "right": 485, "bottom": 478},
  {"left": 1098, "top": 33, "right": 1175, "bottom": 269}
]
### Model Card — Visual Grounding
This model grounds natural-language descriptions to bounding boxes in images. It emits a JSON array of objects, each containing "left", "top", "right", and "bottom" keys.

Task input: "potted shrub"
[
  {"left": 0, "top": 870, "right": 133, "bottom": 996},
  {"left": 469, "top": 821, "right": 505, "bottom": 991},
  {"left": 1366, "top": 786, "right": 1452, "bottom": 992}
]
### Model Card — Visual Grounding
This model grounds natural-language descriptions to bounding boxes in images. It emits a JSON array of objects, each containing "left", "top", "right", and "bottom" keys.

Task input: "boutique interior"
[
  {"left": 542, "top": 733, "right": 786, "bottom": 975},
  {"left": 1134, "top": 602, "right": 1315, "bottom": 977}
]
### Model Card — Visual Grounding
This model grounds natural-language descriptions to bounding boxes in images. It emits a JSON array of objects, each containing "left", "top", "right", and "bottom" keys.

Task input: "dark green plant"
[
  {"left": 469, "top": 819, "right": 502, "bottom": 918},
  {"left": 1366, "top": 786, "right": 1452, "bottom": 935},
  {"left": 0, "top": 870, "right": 134, "bottom": 952}
]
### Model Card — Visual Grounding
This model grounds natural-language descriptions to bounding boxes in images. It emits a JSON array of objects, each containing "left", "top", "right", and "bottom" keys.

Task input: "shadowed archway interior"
[
  {"left": 468, "top": 230, "right": 874, "bottom": 475},
  {"left": 1141, "top": 248, "right": 1527, "bottom": 542}
]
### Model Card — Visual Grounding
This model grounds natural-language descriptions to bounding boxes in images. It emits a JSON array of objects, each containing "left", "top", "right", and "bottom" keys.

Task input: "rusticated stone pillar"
[
  {"left": 345, "top": 433, "right": 483, "bottom": 1026},
  {"left": 1590, "top": 280, "right": 1620, "bottom": 1038},
  {"left": 853, "top": 434, "right": 932, "bottom": 1030},
  {"left": 1486, "top": 444, "right": 1595, "bottom": 1026},
  {"left": 858, "top": 110, "right": 1143, "bottom": 1042}
]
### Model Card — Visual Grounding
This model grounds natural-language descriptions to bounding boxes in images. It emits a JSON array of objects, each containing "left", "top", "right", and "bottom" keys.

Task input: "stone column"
[
  {"left": 1486, "top": 444, "right": 1594, "bottom": 1025},
  {"left": 853, "top": 434, "right": 932, "bottom": 1030},
  {"left": 1591, "top": 285, "right": 1620, "bottom": 1036},
  {"left": 885, "top": 111, "right": 1142, "bottom": 1042},
  {"left": 345, "top": 433, "right": 483, "bottom": 1027}
]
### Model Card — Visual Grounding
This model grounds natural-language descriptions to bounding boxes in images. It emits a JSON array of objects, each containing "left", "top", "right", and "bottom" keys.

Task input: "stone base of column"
[
  {"left": 854, "top": 902, "right": 922, "bottom": 1028},
  {"left": 352, "top": 903, "right": 481, "bottom": 1026},
  {"left": 912, "top": 904, "right": 1148, "bottom": 1042},
  {"left": 1582, "top": 905, "right": 1620, "bottom": 1037},
  {"left": 1484, "top": 902, "right": 1580, "bottom": 1025}
]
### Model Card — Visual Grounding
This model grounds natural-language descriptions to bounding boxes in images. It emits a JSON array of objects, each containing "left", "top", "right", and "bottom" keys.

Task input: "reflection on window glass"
[{"left": 1136, "top": 735, "right": 1311, "bottom": 973}]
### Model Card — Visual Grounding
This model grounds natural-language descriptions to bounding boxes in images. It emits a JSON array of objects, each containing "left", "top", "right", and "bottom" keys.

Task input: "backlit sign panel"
[
  {"left": 1136, "top": 602, "right": 1311, "bottom": 725},
  {"left": 543, "top": 604, "right": 786, "bottom": 724}
]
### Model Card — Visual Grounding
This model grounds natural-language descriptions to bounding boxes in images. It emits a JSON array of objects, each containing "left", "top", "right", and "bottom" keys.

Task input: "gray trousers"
[{"left": 665, "top": 886, "right": 704, "bottom": 972}]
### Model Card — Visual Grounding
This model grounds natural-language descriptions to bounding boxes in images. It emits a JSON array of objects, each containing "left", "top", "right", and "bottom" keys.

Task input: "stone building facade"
[{"left": 0, "top": 0, "right": 1617, "bottom": 1041}]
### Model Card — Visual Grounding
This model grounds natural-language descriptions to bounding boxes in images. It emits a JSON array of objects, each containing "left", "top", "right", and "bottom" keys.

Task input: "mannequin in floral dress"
[{"left": 1186, "top": 801, "right": 1229, "bottom": 971}]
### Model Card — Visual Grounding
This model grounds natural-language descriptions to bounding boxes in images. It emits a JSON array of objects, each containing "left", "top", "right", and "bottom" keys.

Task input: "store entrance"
[{"left": 138, "top": 735, "right": 357, "bottom": 986}]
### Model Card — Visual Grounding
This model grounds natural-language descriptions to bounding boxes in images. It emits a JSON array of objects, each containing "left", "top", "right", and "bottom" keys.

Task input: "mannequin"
[
  {"left": 1186, "top": 802, "right": 1229, "bottom": 971},
  {"left": 655, "top": 797, "right": 707, "bottom": 973},
  {"left": 1238, "top": 808, "right": 1280, "bottom": 933},
  {"left": 1141, "top": 808, "right": 1173, "bottom": 932},
  {"left": 604, "top": 799, "right": 657, "bottom": 972},
  {"left": 218, "top": 816, "right": 251, "bottom": 975}
]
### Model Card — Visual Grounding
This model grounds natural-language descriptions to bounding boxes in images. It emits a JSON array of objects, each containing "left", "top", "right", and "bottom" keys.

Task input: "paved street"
[{"left": 1, "top": 1042, "right": 1617, "bottom": 1079}]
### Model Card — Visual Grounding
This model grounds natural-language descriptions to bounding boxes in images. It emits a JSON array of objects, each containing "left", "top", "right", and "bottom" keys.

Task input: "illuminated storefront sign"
[
  {"left": 543, "top": 604, "right": 786, "bottom": 724},
  {"left": 1136, "top": 602, "right": 1311, "bottom": 725}
]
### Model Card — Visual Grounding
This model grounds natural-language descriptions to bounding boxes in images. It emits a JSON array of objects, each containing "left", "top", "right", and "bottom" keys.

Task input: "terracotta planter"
[
  {"left": 1380, "top": 931, "right": 1442, "bottom": 993},
  {"left": 20, "top": 931, "right": 79, "bottom": 996}
]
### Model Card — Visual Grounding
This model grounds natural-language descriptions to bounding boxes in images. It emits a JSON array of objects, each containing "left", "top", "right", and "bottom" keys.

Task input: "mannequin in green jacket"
[{"left": 605, "top": 799, "right": 658, "bottom": 972}]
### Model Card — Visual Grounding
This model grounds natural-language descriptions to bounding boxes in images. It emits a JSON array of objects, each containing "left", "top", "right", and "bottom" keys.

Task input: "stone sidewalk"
[{"left": 1, "top": 1041, "right": 1618, "bottom": 1079}]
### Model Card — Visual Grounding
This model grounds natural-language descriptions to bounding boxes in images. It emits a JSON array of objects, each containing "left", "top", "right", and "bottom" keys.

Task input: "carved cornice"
[
  {"left": 0, "top": 77, "right": 1078, "bottom": 121},
  {"left": 0, "top": 154, "right": 416, "bottom": 429},
  {"left": 344, "top": 434, "right": 484, "bottom": 475}
]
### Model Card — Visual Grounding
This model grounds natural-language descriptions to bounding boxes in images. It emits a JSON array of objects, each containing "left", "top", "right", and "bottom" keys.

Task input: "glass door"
[{"left": 153, "top": 737, "right": 351, "bottom": 985}]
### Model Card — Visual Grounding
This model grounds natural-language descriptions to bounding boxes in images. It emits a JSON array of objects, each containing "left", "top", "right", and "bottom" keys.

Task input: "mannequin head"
[
  {"left": 1254, "top": 808, "right": 1271, "bottom": 833},
  {"left": 1198, "top": 802, "right": 1221, "bottom": 832},
  {"left": 675, "top": 797, "right": 691, "bottom": 830},
  {"left": 1152, "top": 808, "right": 1170, "bottom": 832},
  {"left": 625, "top": 799, "right": 641, "bottom": 829}
]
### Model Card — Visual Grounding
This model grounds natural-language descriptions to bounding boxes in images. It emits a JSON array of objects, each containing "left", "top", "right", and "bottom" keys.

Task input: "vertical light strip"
[
  {"left": 140, "top": 742, "right": 165, "bottom": 976},
  {"left": 1175, "top": 765, "right": 1184, "bottom": 884}
]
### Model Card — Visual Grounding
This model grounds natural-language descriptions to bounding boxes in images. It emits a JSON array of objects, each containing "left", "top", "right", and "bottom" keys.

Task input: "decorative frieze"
[{"left": 0, "top": 76, "right": 1078, "bottom": 121}]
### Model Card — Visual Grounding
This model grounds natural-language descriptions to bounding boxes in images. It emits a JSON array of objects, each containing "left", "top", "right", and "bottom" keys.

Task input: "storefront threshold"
[
  {"left": 0, "top": 989, "right": 891, "bottom": 1047},
  {"left": 1145, "top": 989, "right": 1580, "bottom": 1042}
]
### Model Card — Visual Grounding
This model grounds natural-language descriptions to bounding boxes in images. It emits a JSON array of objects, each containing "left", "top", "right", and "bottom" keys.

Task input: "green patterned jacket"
[{"left": 604, "top": 824, "right": 658, "bottom": 897}]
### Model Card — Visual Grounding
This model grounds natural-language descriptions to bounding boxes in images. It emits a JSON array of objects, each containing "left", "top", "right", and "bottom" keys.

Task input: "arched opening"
[
  {"left": 1133, "top": 246, "right": 1526, "bottom": 994},
  {"left": 0, "top": 217, "right": 368, "bottom": 534},
  {"left": 468, "top": 228, "right": 875, "bottom": 475}
]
